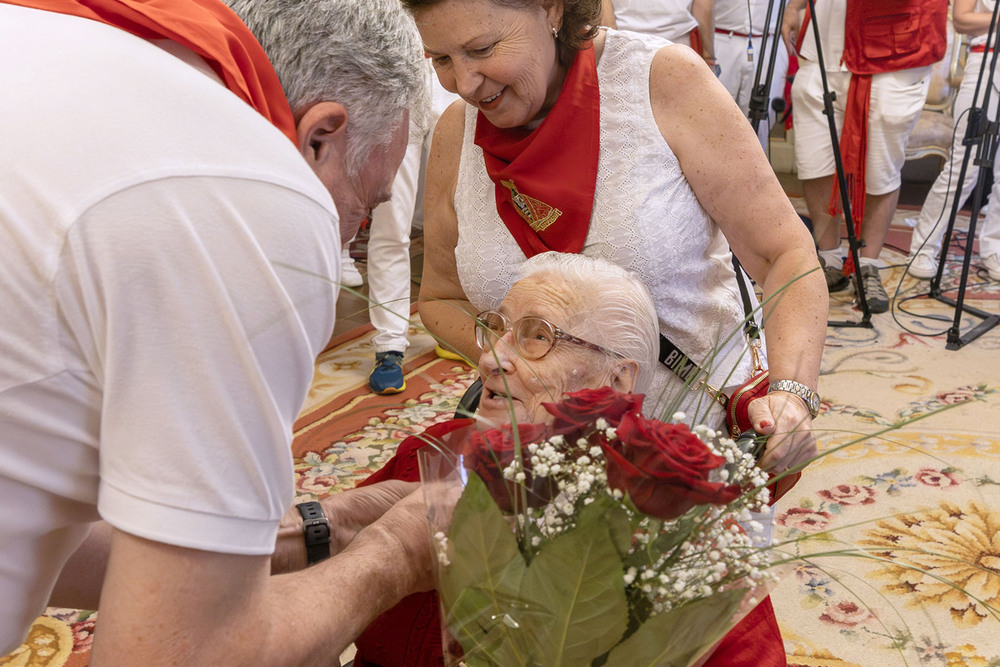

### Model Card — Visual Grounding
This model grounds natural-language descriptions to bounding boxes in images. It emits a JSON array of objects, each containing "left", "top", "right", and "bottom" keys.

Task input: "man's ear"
[
  {"left": 607, "top": 360, "right": 639, "bottom": 394},
  {"left": 295, "top": 101, "right": 349, "bottom": 171}
]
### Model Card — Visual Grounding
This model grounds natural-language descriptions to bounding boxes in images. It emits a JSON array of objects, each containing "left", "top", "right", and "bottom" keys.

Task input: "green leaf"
[
  {"left": 514, "top": 496, "right": 629, "bottom": 665},
  {"left": 605, "top": 502, "right": 635, "bottom": 558},
  {"left": 604, "top": 588, "right": 747, "bottom": 667},
  {"left": 442, "top": 474, "right": 529, "bottom": 664}
]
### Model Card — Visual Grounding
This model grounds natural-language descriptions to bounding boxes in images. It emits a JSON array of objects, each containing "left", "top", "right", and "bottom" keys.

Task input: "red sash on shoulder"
[
  {"left": 474, "top": 46, "right": 600, "bottom": 258},
  {"left": 830, "top": 0, "right": 948, "bottom": 274},
  {"left": 7, "top": 0, "right": 298, "bottom": 144}
]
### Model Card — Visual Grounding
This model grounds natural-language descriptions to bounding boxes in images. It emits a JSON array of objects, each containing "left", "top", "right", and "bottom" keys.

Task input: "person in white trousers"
[
  {"left": 908, "top": 0, "right": 1000, "bottom": 282},
  {"left": 366, "top": 62, "right": 460, "bottom": 394},
  {"left": 714, "top": 0, "right": 789, "bottom": 148}
]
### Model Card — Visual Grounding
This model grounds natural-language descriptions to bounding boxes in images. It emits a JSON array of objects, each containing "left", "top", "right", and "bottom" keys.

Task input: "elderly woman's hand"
[{"left": 747, "top": 392, "right": 818, "bottom": 474}]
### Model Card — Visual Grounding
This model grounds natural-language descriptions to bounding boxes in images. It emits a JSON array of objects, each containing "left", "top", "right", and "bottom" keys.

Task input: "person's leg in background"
[
  {"left": 367, "top": 68, "right": 461, "bottom": 394},
  {"left": 366, "top": 131, "right": 423, "bottom": 395},
  {"left": 854, "top": 65, "right": 933, "bottom": 312},
  {"left": 716, "top": 29, "right": 789, "bottom": 149},
  {"left": 976, "top": 155, "right": 1000, "bottom": 280},
  {"left": 909, "top": 51, "right": 995, "bottom": 278},
  {"left": 791, "top": 61, "right": 851, "bottom": 292}
]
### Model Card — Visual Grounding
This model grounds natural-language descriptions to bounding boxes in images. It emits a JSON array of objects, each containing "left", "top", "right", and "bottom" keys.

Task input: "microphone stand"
[
  {"left": 747, "top": 0, "right": 786, "bottom": 137},
  {"left": 927, "top": 1, "right": 1000, "bottom": 349},
  {"left": 802, "top": 0, "right": 873, "bottom": 328}
]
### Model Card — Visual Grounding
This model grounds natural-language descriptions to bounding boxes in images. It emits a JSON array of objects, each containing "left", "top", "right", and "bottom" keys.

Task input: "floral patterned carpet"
[{"left": 5, "top": 240, "right": 1000, "bottom": 666}]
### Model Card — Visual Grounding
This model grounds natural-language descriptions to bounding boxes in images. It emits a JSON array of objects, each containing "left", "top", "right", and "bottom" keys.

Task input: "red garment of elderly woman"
[{"left": 351, "top": 419, "right": 786, "bottom": 667}]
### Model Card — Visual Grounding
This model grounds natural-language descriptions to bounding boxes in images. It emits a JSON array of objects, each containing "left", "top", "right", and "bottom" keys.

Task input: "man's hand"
[
  {"left": 356, "top": 488, "right": 437, "bottom": 593},
  {"left": 272, "top": 480, "right": 418, "bottom": 574},
  {"left": 781, "top": 0, "right": 806, "bottom": 56},
  {"left": 747, "top": 391, "right": 818, "bottom": 474}
]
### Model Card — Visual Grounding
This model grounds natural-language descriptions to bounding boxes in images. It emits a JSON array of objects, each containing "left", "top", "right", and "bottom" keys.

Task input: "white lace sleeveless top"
[{"left": 454, "top": 29, "right": 762, "bottom": 421}]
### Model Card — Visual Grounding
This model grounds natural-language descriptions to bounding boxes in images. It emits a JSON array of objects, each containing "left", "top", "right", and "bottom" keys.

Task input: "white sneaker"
[
  {"left": 982, "top": 253, "right": 1000, "bottom": 281},
  {"left": 341, "top": 247, "right": 364, "bottom": 287},
  {"left": 907, "top": 252, "right": 939, "bottom": 280}
]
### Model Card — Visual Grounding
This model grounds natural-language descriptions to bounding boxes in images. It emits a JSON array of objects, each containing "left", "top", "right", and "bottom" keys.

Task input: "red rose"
[
  {"left": 601, "top": 412, "right": 741, "bottom": 521},
  {"left": 465, "top": 422, "right": 553, "bottom": 512},
  {"left": 543, "top": 386, "right": 645, "bottom": 435}
]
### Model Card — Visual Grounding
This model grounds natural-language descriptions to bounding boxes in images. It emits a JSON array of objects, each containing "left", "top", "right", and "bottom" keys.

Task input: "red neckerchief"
[
  {"left": 474, "top": 45, "right": 600, "bottom": 257},
  {"left": 9, "top": 0, "right": 298, "bottom": 144}
]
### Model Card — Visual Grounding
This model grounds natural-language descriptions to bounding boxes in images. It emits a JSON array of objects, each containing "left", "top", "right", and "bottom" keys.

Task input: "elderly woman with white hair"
[{"left": 352, "top": 252, "right": 786, "bottom": 667}]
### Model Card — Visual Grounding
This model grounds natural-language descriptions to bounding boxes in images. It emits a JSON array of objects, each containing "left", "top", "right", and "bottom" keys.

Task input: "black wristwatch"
[{"left": 296, "top": 501, "right": 331, "bottom": 565}]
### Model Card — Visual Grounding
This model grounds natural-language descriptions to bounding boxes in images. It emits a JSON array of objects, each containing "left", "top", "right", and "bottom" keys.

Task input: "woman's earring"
[{"left": 551, "top": 25, "right": 559, "bottom": 39}]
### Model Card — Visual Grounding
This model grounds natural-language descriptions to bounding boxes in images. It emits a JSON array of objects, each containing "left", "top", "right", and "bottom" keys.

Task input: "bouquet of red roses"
[{"left": 418, "top": 387, "right": 776, "bottom": 667}]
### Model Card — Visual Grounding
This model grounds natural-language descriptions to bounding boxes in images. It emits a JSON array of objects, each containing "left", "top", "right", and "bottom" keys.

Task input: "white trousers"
[
  {"left": 910, "top": 50, "right": 1000, "bottom": 260},
  {"left": 367, "top": 134, "right": 423, "bottom": 353},
  {"left": 716, "top": 30, "right": 789, "bottom": 148},
  {"left": 791, "top": 62, "right": 930, "bottom": 193},
  {"left": 367, "top": 72, "right": 459, "bottom": 353}
]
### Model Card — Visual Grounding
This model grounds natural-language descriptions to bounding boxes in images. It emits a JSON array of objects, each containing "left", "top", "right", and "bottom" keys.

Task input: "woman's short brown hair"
[{"left": 401, "top": 0, "right": 603, "bottom": 66}]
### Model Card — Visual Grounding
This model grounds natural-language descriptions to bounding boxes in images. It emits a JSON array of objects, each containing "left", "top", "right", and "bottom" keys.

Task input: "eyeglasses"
[{"left": 474, "top": 310, "right": 625, "bottom": 361}]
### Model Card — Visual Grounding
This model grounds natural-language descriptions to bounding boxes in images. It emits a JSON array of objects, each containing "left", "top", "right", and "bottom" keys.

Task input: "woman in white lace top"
[{"left": 405, "top": 0, "right": 827, "bottom": 478}]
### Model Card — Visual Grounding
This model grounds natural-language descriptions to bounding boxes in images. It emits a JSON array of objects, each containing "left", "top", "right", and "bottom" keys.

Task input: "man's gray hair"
[
  {"left": 518, "top": 253, "right": 660, "bottom": 393},
  {"left": 225, "top": 0, "right": 427, "bottom": 175}
]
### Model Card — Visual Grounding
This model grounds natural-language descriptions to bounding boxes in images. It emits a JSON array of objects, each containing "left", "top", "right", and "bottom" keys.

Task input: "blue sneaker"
[{"left": 369, "top": 351, "right": 405, "bottom": 394}]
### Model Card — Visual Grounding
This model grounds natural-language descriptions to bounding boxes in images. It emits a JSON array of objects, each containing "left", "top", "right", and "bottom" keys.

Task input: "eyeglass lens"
[{"left": 475, "top": 312, "right": 556, "bottom": 360}]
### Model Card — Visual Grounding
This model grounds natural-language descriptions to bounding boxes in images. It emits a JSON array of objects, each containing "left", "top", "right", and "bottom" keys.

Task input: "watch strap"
[
  {"left": 768, "top": 379, "right": 820, "bottom": 418},
  {"left": 296, "top": 501, "right": 331, "bottom": 565}
]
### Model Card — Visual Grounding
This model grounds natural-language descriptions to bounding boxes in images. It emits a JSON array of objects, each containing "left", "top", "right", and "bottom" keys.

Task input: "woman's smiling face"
[{"left": 415, "top": 0, "right": 565, "bottom": 128}]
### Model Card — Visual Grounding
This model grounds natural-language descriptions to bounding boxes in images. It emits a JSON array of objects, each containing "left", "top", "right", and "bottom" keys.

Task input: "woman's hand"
[{"left": 747, "top": 392, "right": 818, "bottom": 474}]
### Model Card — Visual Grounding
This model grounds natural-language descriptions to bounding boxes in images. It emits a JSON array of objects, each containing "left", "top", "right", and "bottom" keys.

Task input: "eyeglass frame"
[{"left": 473, "top": 310, "right": 626, "bottom": 361}]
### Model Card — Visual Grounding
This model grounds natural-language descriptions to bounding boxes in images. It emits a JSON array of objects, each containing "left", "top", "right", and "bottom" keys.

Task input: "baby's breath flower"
[{"left": 434, "top": 531, "right": 450, "bottom": 567}]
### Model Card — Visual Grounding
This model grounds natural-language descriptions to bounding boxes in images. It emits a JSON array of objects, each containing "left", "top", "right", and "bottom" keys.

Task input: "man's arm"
[
  {"left": 691, "top": 0, "right": 716, "bottom": 65},
  {"left": 49, "top": 480, "right": 420, "bottom": 610},
  {"left": 953, "top": 0, "right": 992, "bottom": 36},
  {"left": 781, "top": 0, "right": 806, "bottom": 56},
  {"left": 599, "top": 0, "right": 617, "bottom": 28},
  {"left": 90, "top": 489, "right": 433, "bottom": 666}
]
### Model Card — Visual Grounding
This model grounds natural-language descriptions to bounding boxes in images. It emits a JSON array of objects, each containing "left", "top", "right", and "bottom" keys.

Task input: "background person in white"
[
  {"left": 908, "top": 0, "right": 1000, "bottom": 282},
  {"left": 0, "top": 0, "right": 435, "bottom": 662},
  {"left": 366, "top": 62, "right": 461, "bottom": 394},
  {"left": 600, "top": 0, "right": 717, "bottom": 67},
  {"left": 783, "top": 0, "right": 934, "bottom": 313},
  {"left": 715, "top": 0, "right": 789, "bottom": 147}
]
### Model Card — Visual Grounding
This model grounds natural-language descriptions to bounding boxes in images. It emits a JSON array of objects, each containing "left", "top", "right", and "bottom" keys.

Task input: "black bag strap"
[{"left": 658, "top": 254, "right": 759, "bottom": 378}]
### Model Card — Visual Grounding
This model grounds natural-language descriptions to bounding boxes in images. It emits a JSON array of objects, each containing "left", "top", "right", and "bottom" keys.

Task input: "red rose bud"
[
  {"left": 601, "top": 412, "right": 741, "bottom": 520},
  {"left": 466, "top": 422, "right": 554, "bottom": 513},
  {"left": 543, "top": 386, "right": 645, "bottom": 435}
]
